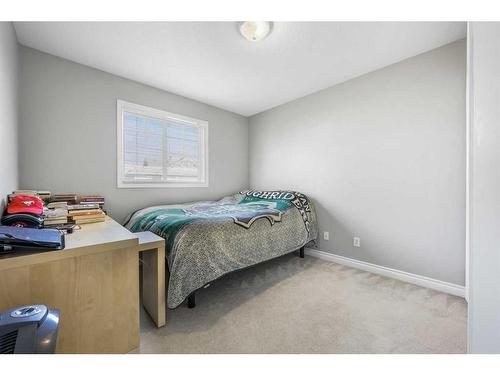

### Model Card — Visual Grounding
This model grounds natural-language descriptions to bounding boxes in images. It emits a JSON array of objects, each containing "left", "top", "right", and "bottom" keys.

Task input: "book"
[
  {"left": 73, "top": 216, "right": 106, "bottom": 224},
  {"left": 43, "top": 217, "right": 68, "bottom": 225},
  {"left": 79, "top": 195, "right": 105, "bottom": 203},
  {"left": 51, "top": 194, "right": 78, "bottom": 204},
  {"left": 78, "top": 196, "right": 105, "bottom": 210},
  {"left": 79, "top": 195, "right": 104, "bottom": 200},
  {"left": 43, "top": 208, "right": 68, "bottom": 218},
  {"left": 71, "top": 213, "right": 105, "bottom": 221},
  {"left": 67, "top": 203, "right": 100, "bottom": 210},
  {"left": 44, "top": 218, "right": 67, "bottom": 224},
  {"left": 69, "top": 211, "right": 104, "bottom": 217},
  {"left": 47, "top": 202, "right": 69, "bottom": 209},
  {"left": 78, "top": 203, "right": 105, "bottom": 210},
  {"left": 52, "top": 194, "right": 77, "bottom": 199}
]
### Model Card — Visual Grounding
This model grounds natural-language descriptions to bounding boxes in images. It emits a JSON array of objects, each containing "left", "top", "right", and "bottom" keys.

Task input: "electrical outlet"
[
  {"left": 353, "top": 237, "right": 361, "bottom": 247},
  {"left": 323, "top": 231, "right": 329, "bottom": 241}
]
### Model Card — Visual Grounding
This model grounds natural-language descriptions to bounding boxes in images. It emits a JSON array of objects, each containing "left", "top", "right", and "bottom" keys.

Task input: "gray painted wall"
[
  {"left": 17, "top": 39, "right": 466, "bottom": 287},
  {"left": 19, "top": 46, "right": 249, "bottom": 223},
  {"left": 468, "top": 22, "right": 500, "bottom": 354},
  {"left": 0, "top": 23, "right": 19, "bottom": 213},
  {"left": 249, "top": 40, "right": 466, "bottom": 285}
]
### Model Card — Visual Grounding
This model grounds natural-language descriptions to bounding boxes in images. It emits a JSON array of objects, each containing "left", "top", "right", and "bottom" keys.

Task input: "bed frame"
[{"left": 186, "top": 246, "right": 305, "bottom": 309}]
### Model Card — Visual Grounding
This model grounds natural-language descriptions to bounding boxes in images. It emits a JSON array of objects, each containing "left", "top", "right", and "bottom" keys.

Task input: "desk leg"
[{"left": 141, "top": 246, "right": 166, "bottom": 327}]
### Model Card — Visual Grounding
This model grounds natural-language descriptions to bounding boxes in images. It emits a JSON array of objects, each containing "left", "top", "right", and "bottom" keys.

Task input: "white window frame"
[{"left": 117, "top": 99, "right": 209, "bottom": 188}]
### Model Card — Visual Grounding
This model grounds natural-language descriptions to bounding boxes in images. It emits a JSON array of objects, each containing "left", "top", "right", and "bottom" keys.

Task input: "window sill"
[{"left": 117, "top": 182, "right": 209, "bottom": 189}]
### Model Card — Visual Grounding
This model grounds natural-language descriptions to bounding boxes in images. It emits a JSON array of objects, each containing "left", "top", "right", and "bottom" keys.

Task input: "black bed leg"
[
  {"left": 299, "top": 246, "right": 305, "bottom": 258},
  {"left": 187, "top": 292, "right": 196, "bottom": 308}
]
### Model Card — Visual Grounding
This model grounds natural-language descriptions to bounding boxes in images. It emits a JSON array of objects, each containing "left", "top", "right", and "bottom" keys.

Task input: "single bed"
[{"left": 124, "top": 190, "right": 318, "bottom": 308}]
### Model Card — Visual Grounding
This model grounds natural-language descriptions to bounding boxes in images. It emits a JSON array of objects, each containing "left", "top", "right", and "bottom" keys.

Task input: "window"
[{"left": 117, "top": 100, "right": 208, "bottom": 188}]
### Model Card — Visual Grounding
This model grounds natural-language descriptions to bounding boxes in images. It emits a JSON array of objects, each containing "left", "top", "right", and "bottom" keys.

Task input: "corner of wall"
[{"left": 0, "top": 22, "right": 20, "bottom": 215}]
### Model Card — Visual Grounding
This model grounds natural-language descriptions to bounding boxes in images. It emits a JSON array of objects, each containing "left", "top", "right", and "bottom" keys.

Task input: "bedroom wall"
[
  {"left": 249, "top": 40, "right": 466, "bottom": 285},
  {"left": 18, "top": 46, "right": 249, "bottom": 223},
  {"left": 467, "top": 22, "right": 500, "bottom": 354},
  {"left": 0, "top": 23, "right": 19, "bottom": 214}
]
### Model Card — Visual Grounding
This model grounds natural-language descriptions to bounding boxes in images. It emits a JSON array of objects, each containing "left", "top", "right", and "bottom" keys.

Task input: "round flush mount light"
[{"left": 239, "top": 21, "right": 273, "bottom": 42}]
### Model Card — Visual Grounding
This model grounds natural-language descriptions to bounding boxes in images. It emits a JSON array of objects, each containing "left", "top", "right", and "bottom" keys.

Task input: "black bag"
[{"left": 0, "top": 225, "right": 65, "bottom": 254}]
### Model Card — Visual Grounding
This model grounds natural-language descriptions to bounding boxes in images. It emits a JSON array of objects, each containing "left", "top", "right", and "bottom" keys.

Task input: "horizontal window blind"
[{"left": 117, "top": 100, "right": 208, "bottom": 188}]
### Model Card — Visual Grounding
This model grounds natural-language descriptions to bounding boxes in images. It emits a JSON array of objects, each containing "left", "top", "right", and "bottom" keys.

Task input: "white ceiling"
[{"left": 14, "top": 22, "right": 466, "bottom": 116}]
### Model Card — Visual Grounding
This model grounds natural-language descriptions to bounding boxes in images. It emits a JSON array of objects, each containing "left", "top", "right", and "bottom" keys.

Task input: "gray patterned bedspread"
[{"left": 124, "top": 191, "right": 318, "bottom": 308}]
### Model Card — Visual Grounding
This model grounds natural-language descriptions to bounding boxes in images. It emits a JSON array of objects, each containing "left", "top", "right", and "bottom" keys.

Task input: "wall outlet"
[
  {"left": 323, "top": 231, "right": 329, "bottom": 241},
  {"left": 353, "top": 237, "right": 361, "bottom": 247}
]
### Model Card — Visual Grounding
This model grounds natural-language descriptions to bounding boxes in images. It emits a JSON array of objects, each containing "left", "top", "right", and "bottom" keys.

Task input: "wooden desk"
[
  {"left": 136, "top": 231, "right": 166, "bottom": 328},
  {"left": 0, "top": 217, "right": 141, "bottom": 353}
]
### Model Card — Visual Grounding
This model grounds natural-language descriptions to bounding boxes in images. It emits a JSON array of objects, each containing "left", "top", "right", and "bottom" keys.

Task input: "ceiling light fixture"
[{"left": 239, "top": 21, "right": 273, "bottom": 42}]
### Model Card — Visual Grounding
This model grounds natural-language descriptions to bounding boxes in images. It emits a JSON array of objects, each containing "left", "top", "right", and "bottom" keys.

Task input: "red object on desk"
[{"left": 7, "top": 195, "right": 44, "bottom": 215}]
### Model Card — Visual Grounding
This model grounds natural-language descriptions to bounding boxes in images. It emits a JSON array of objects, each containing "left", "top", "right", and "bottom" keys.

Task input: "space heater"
[{"left": 0, "top": 305, "right": 60, "bottom": 354}]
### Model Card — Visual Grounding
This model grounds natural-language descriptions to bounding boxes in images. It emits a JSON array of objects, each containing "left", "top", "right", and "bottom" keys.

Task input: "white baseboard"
[{"left": 305, "top": 248, "right": 465, "bottom": 298}]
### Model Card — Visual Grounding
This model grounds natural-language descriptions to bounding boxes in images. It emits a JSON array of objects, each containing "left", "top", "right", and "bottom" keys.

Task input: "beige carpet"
[{"left": 138, "top": 253, "right": 467, "bottom": 353}]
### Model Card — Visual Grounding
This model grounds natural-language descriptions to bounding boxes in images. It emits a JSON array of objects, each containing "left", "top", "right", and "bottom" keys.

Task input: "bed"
[{"left": 124, "top": 190, "right": 318, "bottom": 308}]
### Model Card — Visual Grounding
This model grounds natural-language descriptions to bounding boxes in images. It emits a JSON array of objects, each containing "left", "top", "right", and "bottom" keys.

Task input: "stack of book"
[
  {"left": 79, "top": 195, "right": 105, "bottom": 209},
  {"left": 68, "top": 204, "right": 105, "bottom": 224},
  {"left": 50, "top": 194, "right": 78, "bottom": 205},
  {"left": 43, "top": 204, "right": 68, "bottom": 226}
]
